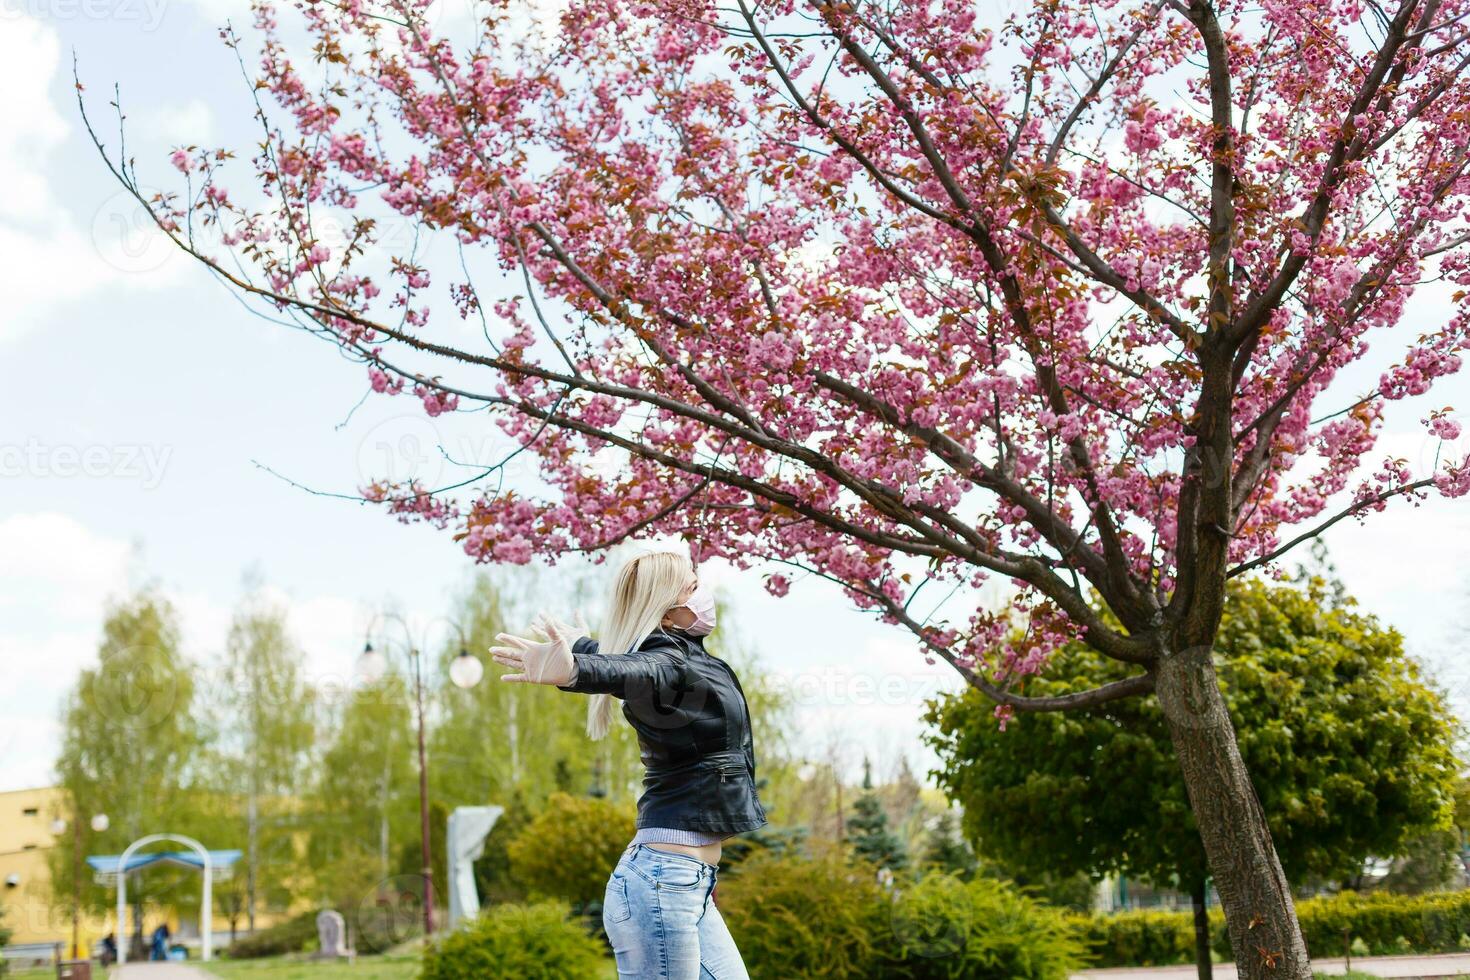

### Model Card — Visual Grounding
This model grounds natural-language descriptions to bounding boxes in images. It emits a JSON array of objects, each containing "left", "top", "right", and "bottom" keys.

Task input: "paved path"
[
  {"left": 110, "top": 964, "right": 214, "bottom": 979},
  {"left": 1075, "top": 952, "right": 1470, "bottom": 978}
]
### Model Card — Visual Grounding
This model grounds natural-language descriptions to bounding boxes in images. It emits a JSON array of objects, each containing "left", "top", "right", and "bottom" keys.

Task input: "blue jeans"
[{"left": 603, "top": 843, "right": 750, "bottom": 979}]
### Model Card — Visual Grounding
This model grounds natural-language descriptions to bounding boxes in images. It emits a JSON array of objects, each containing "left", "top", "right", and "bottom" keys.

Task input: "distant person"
[
  {"left": 150, "top": 923, "right": 170, "bottom": 961},
  {"left": 492, "top": 550, "right": 766, "bottom": 979},
  {"left": 99, "top": 932, "right": 117, "bottom": 965}
]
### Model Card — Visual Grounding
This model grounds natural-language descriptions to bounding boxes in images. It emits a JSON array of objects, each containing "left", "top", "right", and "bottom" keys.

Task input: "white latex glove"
[
  {"left": 489, "top": 610, "right": 588, "bottom": 685},
  {"left": 531, "top": 608, "right": 589, "bottom": 648}
]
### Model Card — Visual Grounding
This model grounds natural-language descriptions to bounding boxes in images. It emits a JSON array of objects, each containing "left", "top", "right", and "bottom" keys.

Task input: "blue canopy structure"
[{"left": 87, "top": 849, "right": 242, "bottom": 877}]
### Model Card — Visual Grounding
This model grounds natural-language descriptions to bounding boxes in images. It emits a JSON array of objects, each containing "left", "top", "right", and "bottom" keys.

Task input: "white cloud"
[
  {"left": 0, "top": 18, "right": 67, "bottom": 225},
  {"left": 0, "top": 511, "right": 436, "bottom": 791},
  {"left": 0, "top": 513, "right": 134, "bottom": 789},
  {"left": 0, "top": 512, "right": 133, "bottom": 619},
  {"left": 139, "top": 97, "right": 215, "bottom": 146},
  {"left": 0, "top": 15, "right": 197, "bottom": 345}
]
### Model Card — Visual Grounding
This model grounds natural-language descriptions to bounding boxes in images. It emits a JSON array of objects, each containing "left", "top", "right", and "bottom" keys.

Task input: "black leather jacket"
[{"left": 557, "top": 628, "right": 768, "bottom": 835}]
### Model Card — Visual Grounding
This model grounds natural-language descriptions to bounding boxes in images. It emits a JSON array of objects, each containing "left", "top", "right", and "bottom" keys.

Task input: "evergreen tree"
[
  {"left": 919, "top": 809, "right": 977, "bottom": 879},
  {"left": 847, "top": 758, "right": 907, "bottom": 871}
]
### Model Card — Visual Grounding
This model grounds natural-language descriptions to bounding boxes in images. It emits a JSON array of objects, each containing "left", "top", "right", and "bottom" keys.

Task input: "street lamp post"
[
  {"left": 53, "top": 806, "right": 109, "bottom": 960},
  {"left": 358, "top": 612, "right": 481, "bottom": 939}
]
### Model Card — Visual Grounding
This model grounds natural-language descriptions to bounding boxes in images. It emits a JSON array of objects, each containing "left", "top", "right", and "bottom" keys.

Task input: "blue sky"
[{"left": 3, "top": 0, "right": 1470, "bottom": 797}]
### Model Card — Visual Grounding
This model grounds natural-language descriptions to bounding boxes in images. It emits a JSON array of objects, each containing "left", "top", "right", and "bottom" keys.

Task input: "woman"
[{"left": 490, "top": 550, "right": 767, "bottom": 979}]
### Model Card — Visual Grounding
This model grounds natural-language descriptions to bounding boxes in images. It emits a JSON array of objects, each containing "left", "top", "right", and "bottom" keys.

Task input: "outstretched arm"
[
  {"left": 492, "top": 615, "right": 690, "bottom": 699},
  {"left": 489, "top": 612, "right": 586, "bottom": 686},
  {"left": 555, "top": 642, "right": 688, "bottom": 699}
]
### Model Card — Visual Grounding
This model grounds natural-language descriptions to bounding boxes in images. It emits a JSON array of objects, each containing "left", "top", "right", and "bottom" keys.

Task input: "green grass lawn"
[{"left": 202, "top": 955, "right": 420, "bottom": 980}]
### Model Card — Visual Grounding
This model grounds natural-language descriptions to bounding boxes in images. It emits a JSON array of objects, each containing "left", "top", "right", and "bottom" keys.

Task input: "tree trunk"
[
  {"left": 1155, "top": 646, "right": 1312, "bottom": 979},
  {"left": 247, "top": 787, "right": 258, "bottom": 932},
  {"left": 1192, "top": 878, "right": 1214, "bottom": 980}
]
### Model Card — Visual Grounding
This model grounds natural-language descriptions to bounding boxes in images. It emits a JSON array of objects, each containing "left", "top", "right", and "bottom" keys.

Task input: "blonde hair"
[{"left": 585, "top": 550, "right": 692, "bottom": 740}]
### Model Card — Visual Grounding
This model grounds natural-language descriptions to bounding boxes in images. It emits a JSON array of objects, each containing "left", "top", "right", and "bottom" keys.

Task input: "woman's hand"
[
  {"left": 489, "top": 610, "right": 588, "bottom": 685},
  {"left": 531, "top": 609, "right": 589, "bottom": 648}
]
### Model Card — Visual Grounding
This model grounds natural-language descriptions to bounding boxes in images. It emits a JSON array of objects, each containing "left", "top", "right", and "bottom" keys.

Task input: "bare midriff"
[{"left": 643, "top": 841, "right": 722, "bottom": 866}]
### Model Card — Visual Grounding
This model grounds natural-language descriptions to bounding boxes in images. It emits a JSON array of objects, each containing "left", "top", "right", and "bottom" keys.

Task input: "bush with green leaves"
[
  {"left": 1076, "top": 889, "right": 1470, "bottom": 967},
  {"left": 421, "top": 902, "right": 608, "bottom": 980},
  {"left": 0, "top": 906, "right": 10, "bottom": 978},
  {"left": 886, "top": 873, "right": 1088, "bottom": 980},
  {"left": 1293, "top": 889, "right": 1470, "bottom": 959},
  {"left": 1070, "top": 908, "right": 1203, "bottom": 967},
  {"left": 718, "top": 848, "right": 1088, "bottom": 979},
  {"left": 718, "top": 845, "right": 889, "bottom": 978},
  {"left": 224, "top": 910, "right": 319, "bottom": 959},
  {"left": 507, "top": 792, "right": 635, "bottom": 908}
]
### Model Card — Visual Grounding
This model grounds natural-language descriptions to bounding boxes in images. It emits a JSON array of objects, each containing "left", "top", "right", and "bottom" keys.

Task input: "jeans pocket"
[
  {"left": 655, "top": 860, "right": 705, "bottom": 892},
  {"left": 603, "top": 871, "right": 633, "bottom": 925}
]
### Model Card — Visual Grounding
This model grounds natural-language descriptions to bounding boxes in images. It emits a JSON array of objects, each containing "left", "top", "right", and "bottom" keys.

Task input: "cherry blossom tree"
[{"left": 83, "top": 0, "right": 1470, "bottom": 973}]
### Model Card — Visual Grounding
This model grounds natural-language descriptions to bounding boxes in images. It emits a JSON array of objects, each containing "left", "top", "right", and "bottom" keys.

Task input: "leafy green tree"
[
  {"left": 848, "top": 758, "right": 908, "bottom": 871},
  {"left": 429, "top": 573, "right": 634, "bottom": 814},
  {"left": 51, "top": 590, "right": 202, "bottom": 950},
  {"left": 207, "top": 592, "right": 315, "bottom": 931},
  {"left": 307, "top": 673, "right": 416, "bottom": 915},
  {"left": 1376, "top": 830, "right": 1463, "bottom": 895},
  {"left": 393, "top": 799, "right": 449, "bottom": 910},
  {"left": 924, "top": 576, "right": 1459, "bottom": 979},
  {"left": 472, "top": 792, "right": 535, "bottom": 906},
  {"left": 0, "top": 906, "right": 10, "bottom": 977}
]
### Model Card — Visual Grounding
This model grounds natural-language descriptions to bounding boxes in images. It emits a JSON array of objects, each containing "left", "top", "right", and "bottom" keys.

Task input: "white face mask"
[{"left": 673, "top": 580, "right": 717, "bottom": 637}]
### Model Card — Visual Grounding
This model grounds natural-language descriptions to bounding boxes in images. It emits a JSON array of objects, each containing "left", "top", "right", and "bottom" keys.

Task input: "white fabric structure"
[{"left": 446, "top": 805, "right": 503, "bottom": 930}]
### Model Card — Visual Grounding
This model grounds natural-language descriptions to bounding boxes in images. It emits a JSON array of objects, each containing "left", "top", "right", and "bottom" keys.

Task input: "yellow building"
[
  {"left": 0, "top": 786, "right": 245, "bottom": 960},
  {"left": 0, "top": 786, "right": 95, "bottom": 953}
]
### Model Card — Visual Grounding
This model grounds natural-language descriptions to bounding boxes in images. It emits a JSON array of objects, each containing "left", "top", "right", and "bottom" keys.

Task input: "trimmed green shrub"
[
  {"left": 885, "top": 873, "right": 1089, "bottom": 979},
  {"left": 507, "top": 792, "right": 635, "bottom": 908},
  {"left": 224, "top": 911, "right": 319, "bottom": 959},
  {"left": 720, "top": 851, "right": 1089, "bottom": 978},
  {"left": 1295, "top": 889, "right": 1470, "bottom": 959},
  {"left": 1079, "top": 889, "right": 1470, "bottom": 968},
  {"left": 1070, "top": 908, "right": 1201, "bottom": 967},
  {"left": 719, "top": 845, "right": 889, "bottom": 978},
  {"left": 421, "top": 902, "right": 608, "bottom": 979}
]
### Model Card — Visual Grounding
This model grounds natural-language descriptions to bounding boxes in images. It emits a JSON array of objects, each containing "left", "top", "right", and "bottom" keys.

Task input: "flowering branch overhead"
[{"left": 79, "top": 0, "right": 1470, "bottom": 705}]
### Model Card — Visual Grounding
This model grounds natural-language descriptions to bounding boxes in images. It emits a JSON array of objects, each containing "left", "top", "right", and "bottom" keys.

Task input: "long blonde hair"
[{"left": 586, "top": 550, "right": 692, "bottom": 740}]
